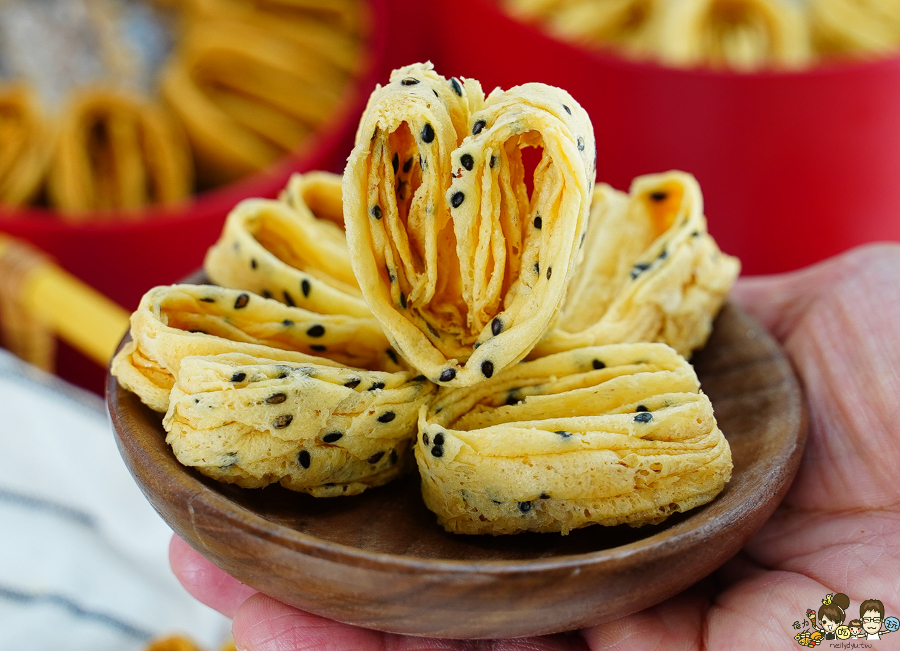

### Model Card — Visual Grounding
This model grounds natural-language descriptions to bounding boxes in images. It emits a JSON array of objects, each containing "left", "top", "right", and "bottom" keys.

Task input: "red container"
[
  {"left": 0, "top": 0, "right": 433, "bottom": 392},
  {"left": 432, "top": 0, "right": 900, "bottom": 275}
]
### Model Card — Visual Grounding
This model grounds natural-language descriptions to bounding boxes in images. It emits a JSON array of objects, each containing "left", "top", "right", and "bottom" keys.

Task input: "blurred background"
[
  {"left": 2, "top": 1, "right": 900, "bottom": 649},
  {"left": 3, "top": 0, "right": 900, "bottom": 393}
]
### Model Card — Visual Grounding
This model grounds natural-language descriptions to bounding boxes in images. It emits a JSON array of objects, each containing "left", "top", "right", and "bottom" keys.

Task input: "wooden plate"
[{"left": 107, "top": 302, "right": 807, "bottom": 639}]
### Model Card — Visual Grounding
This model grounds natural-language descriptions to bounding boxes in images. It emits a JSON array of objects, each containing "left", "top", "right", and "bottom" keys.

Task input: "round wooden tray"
[{"left": 107, "top": 302, "right": 807, "bottom": 639}]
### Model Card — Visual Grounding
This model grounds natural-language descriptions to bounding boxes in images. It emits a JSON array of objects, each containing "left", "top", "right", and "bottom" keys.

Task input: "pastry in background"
[
  {"left": 506, "top": 0, "right": 665, "bottom": 60},
  {"left": 47, "top": 88, "right": 193, "bottom": 217},
  {"left": 809, "top": 0, "right": 900, "bottom": 58},
  {"left": 656, "top": 0, "right": 811, "bottom": 71},
  {"left": 0, "top": 84, "right": 52, "bottom": 207},
  {"left": 162, "top": 2, "right": 365, "bottom": 186}
]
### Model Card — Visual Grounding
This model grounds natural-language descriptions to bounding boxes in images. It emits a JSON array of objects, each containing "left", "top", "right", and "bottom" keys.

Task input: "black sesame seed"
[
  {"left": 266, "top": 393, "right": 287, "bottom": 404},
  {"left": 344, "top": 378, "right": 361, "bottom": 389},
  {"left": 631, "top": 263, "right": 651, "bottom": 279},
  {"left": 250, "top": 259, "right": 258, "bottom": 270},
  {"left": 274, "top": 414, "right": 293, "bottom": 429},
  {"left": 401, "top": 77, "right": 419, "bottom": 86},
  {"left": 283, "top": 291, "right": 296, "bottom": 307},
  {"left": 518, "top": 501, "right": 532, "bottom": 513},
  {"left": 298, "top": 450, "right": 311, "bottom": 468},
  {"left": 369, "top": 381, "right": 385, "bottom": 391},
  {"left": 450, "top": 77, "right": 463, "bottom": 96},
  {"left": 439, "top": 368, "right": 457, "bottom": 382},
  {"left": 451, "top": 191, "right": 465, "bottom": 208},
  {"left": 277, "top": 367, "right": 291, "bottom": 379},
  {"left": 433, "top": 433, "right": 445, "bottom": 446},
  {"left": 377, "top": 411, "right": 396, "bottom": 423},
  {"left": 231, "top": 371, "right": 246, "bottom": 383},
  {"left": 423, "top": 432, "right": 430, "bottom": 445},
  {"left": 490, "top": 155, "right": 497, "bottom": 168},
  {"left": 368, "top": 451, "right": 385, "bottom": 463},
  {"left": 301, "top": 279, "right": 311, "bottom": 297},
  {"left": 306, "top": 324, "right": 325, "bottom": 338},
  {"left": 577, "top": 137, "right": 585, "bottom": 151},
  {"left": 592, "top": 359, "right": 606, "bottom": 370},
  {"left": 392, "top": 152, "right": 399, "bottom": 174},
  {"left": 433, "top": 89, "right": 439, "bottom": 97},
  {"left": 403, "top": 156, "right": 414, "bottom": 173},
  {"left": 400, "top": 292, "right": 407, "bottom": 309},
  {"left": 534, "top": 262, "right": 540, "bottom": 274},
  {"left": 635, "top": 412, "right": 653, "bottom": 423},
  {"left": 490, "top": 318, "right": 503, "bottom": 336},
  {"left": 540, "top": 493, "right": 551, "bottom": 499},
  {"left": 322, "top": 432, "right": 343, "bottom": 443},
  {"left": 460, "top": 153, "right": 474, "bottom": 171},
  {"left": 533, "top": 215, "right": 542, "bottom": 229},
  {"left": 555, "top": 430, "right": 572, "bottom": 438},
  {"left": 481, "top": 360, "right": 494, "bottom": 378},
  {"left": 371, "top": 205, "right": 383, "bottom": 220},
  {"left": 310, "top": 344, "right": 327, "bottom": 352},
  {"left": 431, "top": 445, "right": 444, "bottom": 458},
  {"left": 282, "top": 319, "right": 294, "bottom": 327},
  {"left": 261, "top": 289, "right": 273, "bottom": 299},
  {"left": 691, "top": 231, "right": 701, "bottom": 238},
  {"left": 421, "top": 123, "right": 435, "bottom": 143},
  {"left": 636, "top": 405, "right": 649, "bottom": 412},
  {"left": 412, "top": 375, "right": 427, "bottom": 382},
  {"left": 649, "top": 191, "right": 668, "bottom": 202},
  {"left": 546, "top": 266, "right": 552, "bottom": 280},
  {"left": 386, "top": 348, "right": 399, "bottom": 364},
  {"left": 563, "top": 104, "right": 571, "bottom": 115},
  {"left": 472, "top": 119, "right": 486, "bottom": 135},
  {"left": 234, "top": 293, "right": 250, "bottom": 309},
  {"left": 388, "top": 269, "right": 396, "bottom": 283},
  {"left": 199, "top": 297, "right": 215, "bottom": 303}
]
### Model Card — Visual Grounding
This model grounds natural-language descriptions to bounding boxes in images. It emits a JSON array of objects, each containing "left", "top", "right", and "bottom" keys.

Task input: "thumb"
[{"left": 731, "top": 242, "right": 900, "bottom": 343}]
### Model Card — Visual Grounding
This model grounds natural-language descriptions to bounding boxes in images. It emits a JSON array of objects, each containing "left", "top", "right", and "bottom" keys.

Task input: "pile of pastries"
[
  {"left": 0, "top": 0, "right": 367, "bottom": 217},
  {"left": 113, "top": 62, "right": 740, "bottom": 535},
  {"left": 502, "top": 0, "right": 900, "bottom": 72}
]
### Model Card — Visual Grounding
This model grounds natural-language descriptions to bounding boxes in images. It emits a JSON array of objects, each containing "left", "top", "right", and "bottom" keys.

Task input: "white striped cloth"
[{"left": 0, "top": 350, "right": 231, "bottom": 650}]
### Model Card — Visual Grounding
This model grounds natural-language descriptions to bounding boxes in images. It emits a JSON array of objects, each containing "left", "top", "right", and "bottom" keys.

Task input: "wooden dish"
[{"left": 107, "top": 302, "right": 807, "bottom": 639}]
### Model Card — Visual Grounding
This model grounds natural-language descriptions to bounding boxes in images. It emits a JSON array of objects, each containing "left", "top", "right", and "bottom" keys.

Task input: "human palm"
[{"left": 170, "top": 244, "right": 900, "bottom": 651}]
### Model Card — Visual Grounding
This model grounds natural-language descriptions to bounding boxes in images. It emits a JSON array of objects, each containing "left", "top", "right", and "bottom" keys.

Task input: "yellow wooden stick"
[{"left": 0, "top": 234, "right": 130, "bottom": 368}]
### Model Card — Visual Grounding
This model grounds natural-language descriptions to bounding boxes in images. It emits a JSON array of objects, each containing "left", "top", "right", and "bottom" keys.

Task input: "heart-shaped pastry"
[{"left": 343, "top": 62, "right": 595, "bottom": 387}]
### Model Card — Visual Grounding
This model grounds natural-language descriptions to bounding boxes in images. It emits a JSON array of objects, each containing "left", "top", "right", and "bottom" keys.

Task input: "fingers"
[
  {"left": 580, "top": 588, "right": 708, "bottom": 651},
  {"left": 169, "top": 534, "right": 258, "bottom": 618},
  {"left": 732, "top": 242, "right": 900, "bottom": 341},
  {"left": 232, "top": 592, "right": 591, "bottom": 651},
  {"left": 734, "top": 242, "right": 900, "bottom": 512}
]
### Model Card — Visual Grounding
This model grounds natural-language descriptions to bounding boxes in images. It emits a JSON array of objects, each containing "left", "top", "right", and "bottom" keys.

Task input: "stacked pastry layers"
[
  {"left": 112, "top": 175, "right": 434, "bottom": 497},
  {"left": 115, "top": 62, "right": 740, "bottom": 534},
  {"left": 503, "top": 0, "right": 900, "bottom": 71}
]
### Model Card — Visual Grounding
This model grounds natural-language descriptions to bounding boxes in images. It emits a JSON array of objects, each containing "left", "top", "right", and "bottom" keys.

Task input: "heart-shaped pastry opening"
[{"left": 343, "top": 62, "right": 595, "bottom": 387}]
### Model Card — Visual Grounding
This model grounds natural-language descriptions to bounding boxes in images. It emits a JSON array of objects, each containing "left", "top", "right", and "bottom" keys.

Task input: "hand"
[{"left": 170, "top": 243, "right": 900, "bottom": 650}]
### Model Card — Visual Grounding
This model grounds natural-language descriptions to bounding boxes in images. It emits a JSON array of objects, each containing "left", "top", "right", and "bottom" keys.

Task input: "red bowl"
[{"left": 432, "top": 0, "right": 900, "bottom": 275}]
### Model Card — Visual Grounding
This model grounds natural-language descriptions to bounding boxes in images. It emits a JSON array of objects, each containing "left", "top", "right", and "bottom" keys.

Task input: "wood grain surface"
[{"left": 107, "top": 302, "right": 807, "bottom": 639}]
